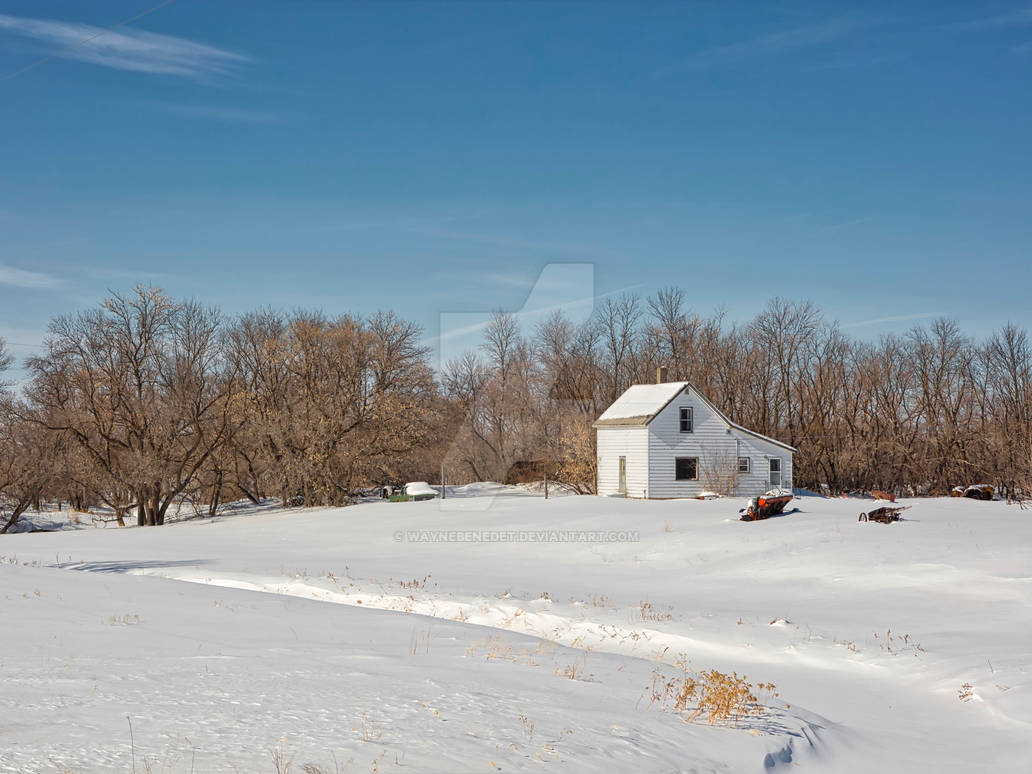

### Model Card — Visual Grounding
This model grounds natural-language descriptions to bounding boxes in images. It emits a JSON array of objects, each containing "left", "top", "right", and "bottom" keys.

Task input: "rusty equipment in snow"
[
  {"left": 740, "top": 493, "right": 795, "bottom": 521},
  {"left": 950, "top": 484, "right": 994, "bottom": 500},
  {"left": 859, "top": 506, "right": 911, "bottom": 524}
]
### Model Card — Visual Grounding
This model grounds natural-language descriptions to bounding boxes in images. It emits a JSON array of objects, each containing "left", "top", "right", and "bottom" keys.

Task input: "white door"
[{"left": 618, "top": 456, "right": 627, "bottom": 494}]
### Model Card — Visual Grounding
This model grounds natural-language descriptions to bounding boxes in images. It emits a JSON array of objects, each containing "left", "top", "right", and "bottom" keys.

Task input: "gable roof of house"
[
  {"left": 593, "top": 381, "right": 689, "bottom": 427},
  {"left": 593, "top": 381, "right": 797, "bottom": 453}
]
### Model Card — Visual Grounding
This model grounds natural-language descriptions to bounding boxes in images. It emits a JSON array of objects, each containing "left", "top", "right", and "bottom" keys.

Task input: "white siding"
[
  {"left": 597, "top": 426, "right": 649, "bottom": 497},
  {"left": 646, "top": 386, "right": 794, "bottom": 498},
  {"left": 596, "top": 384, "right": 794, "bottom": 499},
  {"left": 647, "top": 387, "right": 737, "bottom": 498},
  {"left": 733, "top": 434, "right": 793, "bottom": 495}
]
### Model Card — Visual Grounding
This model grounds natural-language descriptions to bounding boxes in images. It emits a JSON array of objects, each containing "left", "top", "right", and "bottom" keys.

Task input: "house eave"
[
  {"left": 728, "top": 424, "right": 798, "bottom": 453},
  {"left": 592, "top": 416, "right": 652, "bottom": 428},
  {"left": 678, "top": 384, "right": 796, "bottom": 453},
  {"left": 593, "top": 382, "right": 797, "bottom": 453}
]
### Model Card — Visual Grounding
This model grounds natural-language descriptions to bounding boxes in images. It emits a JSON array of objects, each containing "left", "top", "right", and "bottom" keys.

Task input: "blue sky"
[{"left": 2, "top": 1, "right": 1031, "bottom": 373}]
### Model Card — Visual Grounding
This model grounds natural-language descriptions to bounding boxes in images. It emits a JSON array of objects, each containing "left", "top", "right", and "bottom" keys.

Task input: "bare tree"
[
  {"left": 748, "top": 298, "right": 821, "bottom": 448},
  {"left": 597, "top": 293, "right": 642, "bottom": 402},
  {"left": 985, "top": 324, "right": 1032, "bottom": 497},
  {"left": 0, "top": 340, "right": 64, "bottom": 533},
  {"left": 225, "top": 309, "right": 439, "bottom": 506},
  {"left": 25, "top": 287, "right": 235, "bottom": 525}
]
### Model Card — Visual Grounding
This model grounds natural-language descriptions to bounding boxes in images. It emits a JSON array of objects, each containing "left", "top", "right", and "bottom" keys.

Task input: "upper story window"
[{"left": 679, "top": 406, "right": 693, "bottom": 433}]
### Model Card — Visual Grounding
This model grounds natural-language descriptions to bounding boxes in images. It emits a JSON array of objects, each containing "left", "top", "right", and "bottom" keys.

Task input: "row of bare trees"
[
  {"left": 443, "top": 291, "right": 1032, "bottom": 499},
  {"left": 1, "top": 287, "right": 442, "bottom": 531},
  {"left": 3, "top": 285, "right": 1031, "bottom": 530}
]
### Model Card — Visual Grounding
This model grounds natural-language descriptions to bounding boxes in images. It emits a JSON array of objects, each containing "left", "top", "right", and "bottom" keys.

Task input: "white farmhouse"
[{"left": 593, "top": 372, "right": 795, "bottom": 499}]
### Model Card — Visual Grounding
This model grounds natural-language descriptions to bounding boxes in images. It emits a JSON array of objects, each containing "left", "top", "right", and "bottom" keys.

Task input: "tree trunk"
[
  {"left": 152, "top": 491, "right": 164, "bottom": 525},
  {"left": 137, "top": 486, "right": 158, "bottom": 526},
  {"left": 1, "top": 497, "right": 34, "bottom": 534},
  {"left": 209, "top": 471, "right": 223, "bottom": 517}
]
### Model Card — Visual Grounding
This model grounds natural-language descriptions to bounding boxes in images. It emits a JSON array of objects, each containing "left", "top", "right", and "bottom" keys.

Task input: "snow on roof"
[
  {"left": 594, "top": 381, "right": 797, "bottom": 452},
  {"left": 593, "top": 382, "right": 688, "bottom": 426}
]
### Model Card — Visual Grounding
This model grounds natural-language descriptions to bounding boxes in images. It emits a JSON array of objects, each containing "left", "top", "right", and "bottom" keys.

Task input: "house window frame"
[
  {"left": 679, "top": 406, "right": 693, "bottom": 433},
  {"left": 675, "top": 456, "right": 699, "bottom": 481},
  {"left": 769, "top": 457, "right": 782, "bottom": 487},
  {"left": 738, "top": 456, "right": 751, "bottom": 474}
]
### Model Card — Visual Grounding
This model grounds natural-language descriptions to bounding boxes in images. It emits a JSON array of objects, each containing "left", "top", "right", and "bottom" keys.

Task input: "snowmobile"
[
  {"left": 858, "top": 505, "right": 910, "bottom": 524},
  {"left": 740, "top": 492, "right": 794, "bottom": 521}
]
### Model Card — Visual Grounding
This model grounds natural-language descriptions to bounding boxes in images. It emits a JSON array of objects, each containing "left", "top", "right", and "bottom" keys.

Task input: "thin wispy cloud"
[
  {"left": 947, "top": 8, "right": 1032, "bottom": 31},
  {"left": 431, "top": 282, "right": 644, "bottom": 347},
  {"left": 410, "top": 225, "right": 611, "bottom": 258},
  {"left": 282, "top": 209, "right": 502, "bottom": 236},
  {"left": 818, "top": 216, "right": 872, "bottom": 234},
  {"left": 803, "top": 53, "right": 905, "bottom": 71},
  {"left": 845, "top": 312, "right": 943, "bottom": 328},
  {"left": 0, "top": 13, "right": 247, "bottom": 79},
  {"left": 671, "top": 19, "right": 870, "bottom": 71},
  {"left": 0, "top": 264, "right": 63, "bottom": 290},
  {"left": 0, "top": 325, "right": 47, "bottom": 347},
  {"left": 478, "top": 272, "right": 536, "bottom": 289},
  {"left": 140, "top": 101, "right": 290, "bottom": 125},
  {"left": 81, "top": 266, "right": 170, "bottom": 282}
]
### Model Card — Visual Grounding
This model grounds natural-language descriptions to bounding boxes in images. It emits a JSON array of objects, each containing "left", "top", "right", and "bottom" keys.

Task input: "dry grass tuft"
[
  {"left": 465, "top": 635, "right": 551, "bottom": 666},
  {"left": 554, "top": 658, "right": 595, "bottom": 682},
  {"left": 638, "top": 600, "right": 673, "bottom": 622},
  {"left": 106, "top": 613, "right": 141, "bottom": 626},
  {"left": 396, "top": 574, "right": 432, "bottom": 591},
  {"left": 647, "top": 667, "right": 779, "bottom": 726}
]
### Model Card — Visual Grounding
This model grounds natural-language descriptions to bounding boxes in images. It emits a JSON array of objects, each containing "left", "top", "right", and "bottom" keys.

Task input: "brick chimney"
[{"left": 657, "top": 365, "right": 668, "bottom": 383}]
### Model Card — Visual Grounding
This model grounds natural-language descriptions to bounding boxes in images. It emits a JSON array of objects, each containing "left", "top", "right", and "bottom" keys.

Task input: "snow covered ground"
[{"left": 2, "top": 488, "right": 1030, "bottom": 772}]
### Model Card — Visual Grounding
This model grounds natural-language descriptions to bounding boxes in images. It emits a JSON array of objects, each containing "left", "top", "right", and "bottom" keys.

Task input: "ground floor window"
[
  {"left": 738, "top": 456, "right": 751, "bottom": 473},
  {"left": 769, "top": 457, "right": 781, "bottom": 487},
  {"left": 675, "top": 457, "right": 699, "bottom": 481}
]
